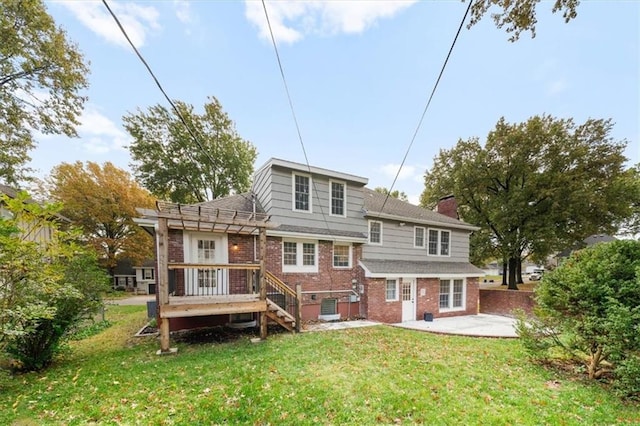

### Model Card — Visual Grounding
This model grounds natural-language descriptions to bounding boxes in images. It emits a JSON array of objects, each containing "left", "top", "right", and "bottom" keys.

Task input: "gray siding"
[
  {"left": 255, "top": 165, "right": 368, "bottom": 237},
  {"left": 362, "top": 220, "right": 470, "bottom": 263}
]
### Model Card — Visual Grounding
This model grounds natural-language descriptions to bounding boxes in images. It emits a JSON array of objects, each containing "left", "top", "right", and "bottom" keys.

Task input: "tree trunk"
[
  {"left": 501, "top": 260, "right": 507, "bottom": 286},
  {"left": 588, "top": 344, "right": 604, "bottom": 380},
  {"left": 516, "top": 257, "right": 523, "bottom": 284},
  {"left": 507, "top": 257, "right": 519, "bottom": 290}
]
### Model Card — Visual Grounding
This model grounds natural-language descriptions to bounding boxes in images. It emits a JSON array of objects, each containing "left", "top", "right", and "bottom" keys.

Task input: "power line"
[
  {"left": 261, "top": 0, "right": 339, "bottom": 290},
  {"left": 101, "top": 0, "right": 216, "bottom": 200},
  {"left": 379, "top": 0, "right": 474, "bottom": 214}
]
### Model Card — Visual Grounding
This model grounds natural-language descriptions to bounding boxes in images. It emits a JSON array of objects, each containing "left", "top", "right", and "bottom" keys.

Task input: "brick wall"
[
  {"left": 265, "top": 237, "right": 363, "bottom": 321},
  {"left": 228, "top": 235, "right": 255, "bottom": 294},
  {"left": 479, "top": 289, "right": 535, "bottom": 316},
  {"left": 366, "top": 276, "right": 479, "bottom": 323}
]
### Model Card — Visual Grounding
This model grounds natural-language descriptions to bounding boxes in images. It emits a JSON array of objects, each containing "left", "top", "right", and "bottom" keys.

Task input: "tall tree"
[
  {"left": 468, "top": 0, "right": 579, "bottom": 41},
  {"left": 47, "top": 161, "right": 155, "bottom": 275},
  {"left": 421, "top": 115, "right": 635, "bottom": 289},
  {"left": 373, "top": 187, "right": 409, "bottom": 202},
  {"left": 123, "top": 97, "right": 257, "bottom": 204},
  {"left": 0, "top": 0, "right": 89, "bottom": 184}
]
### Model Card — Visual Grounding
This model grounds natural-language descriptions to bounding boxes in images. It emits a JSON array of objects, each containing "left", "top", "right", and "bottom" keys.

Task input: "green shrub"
[{"left": 519, "top": 240, "right": 640, "bottom": 399}]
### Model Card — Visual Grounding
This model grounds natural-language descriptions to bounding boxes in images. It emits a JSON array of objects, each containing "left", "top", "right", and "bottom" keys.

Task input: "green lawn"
[{"left": 1, "top": 306, "right": 638, "bottom": 425}]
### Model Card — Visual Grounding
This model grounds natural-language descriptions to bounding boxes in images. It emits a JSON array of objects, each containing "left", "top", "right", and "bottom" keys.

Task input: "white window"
[
  {"left": 198, "top": 239, "right": 215, "bottom": 260},
  {"left": 143, "top": 268, "right": 154, "bottom": 280},
  {"left": 439, "top": 278, "right": 465, "bottom": 311},
  {"left": 292, "top": 173, "right": 311, "bottom": 212},
  {"left": 385, "top": 279, "right": 398, "bottom": 301},
  {"left": 428, "top": 229, "right": 451, "bottom": 256},
  {"left": 333, "top": 244, "right": 351, "bottom": 268},
  {"left": 414, "top": 226, "right": 426, "bottom": 248},
  {"left": 282, "top": 240, "right": 318, "bottom": 273},
  {"left": 369, "top": 220, "right": 382, "bottom": 245},
  {"left": 330, "top": 180, "right": 346, "bottom": 217}
]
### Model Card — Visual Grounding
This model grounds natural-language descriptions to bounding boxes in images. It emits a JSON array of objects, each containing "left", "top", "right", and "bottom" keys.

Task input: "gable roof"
[
  {"left": 362, "top": 188, "right": 478, "bottom": 231},
  {"left": 194, "top": 192, "right": 263, "bottom": 214}
]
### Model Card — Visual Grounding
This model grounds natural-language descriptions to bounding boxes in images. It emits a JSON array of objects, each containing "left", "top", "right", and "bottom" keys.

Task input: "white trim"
[
  {"left": 368, "top": 220, "right": 383, "bottom": 245},
  {"left": 329, "top": 179, "right": 347, "bottom": 218},
  {"left": 257, "top": 157, "right": 368, "bottom": 185},
  {"left": 332, "top": 242, "right": 352, "bottom": 269},
  {"left": 282, "top": 239, "right": 318, "bottom": 273},
  {"left": 438, "top": 277, "right": 466, "bottom": 312},
  {"left": 366, "top": 210, "right": 479, "bottom": 231},
  {"left": 267, "top": 229, "right": 367, "bottom": 243},
  {"left": 427, "top": 228, "right": 451, "bottom": 257},
  {"left": 414, "top": 226, "right": 426, "bottom": 248},
  {"left": 292, "top": 172, "right": 312, "bottom": 213},
  {"left": 385, "top": 278, "right": 399, "bottom": 301}
]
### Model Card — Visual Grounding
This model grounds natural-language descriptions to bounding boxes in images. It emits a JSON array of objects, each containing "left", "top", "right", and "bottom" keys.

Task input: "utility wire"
[
  {"left": 262, "top": 0, "right": 338, "bottom": 291},
  {"left": 102, "top": 0, "right": 216, "bottom": 200},
  {"left": 379, "top": 0, "right": 474, "bottom": 214},
  {"left": 261, "top": 0, "right": 333, "bottom": 229}
]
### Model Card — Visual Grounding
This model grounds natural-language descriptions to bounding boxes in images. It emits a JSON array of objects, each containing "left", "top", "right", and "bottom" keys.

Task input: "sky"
[{"left": 31, "top": 0, "right": 640, "bottom": 205}]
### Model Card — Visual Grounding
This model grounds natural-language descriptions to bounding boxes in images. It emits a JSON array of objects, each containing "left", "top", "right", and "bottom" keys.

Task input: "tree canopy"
[
  {"left": 468, "top": 0, "right": 579, "bottom": 41},
  {"left": 123, "top": 97, "right": 257, "bottom": 204},
  {"left": 421, "top": 115, "right": 635, "bottom": 289},
  {"left": 0, "top": 0, "right": 89, "bottom": 185},
  {"left": 47, "top": 161, "right": 155, "bottom": 273},
  {"left": 373, "top": 187, "right": 409, "bottom": 202}
]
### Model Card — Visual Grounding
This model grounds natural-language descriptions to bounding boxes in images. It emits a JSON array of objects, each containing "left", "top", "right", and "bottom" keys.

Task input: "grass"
[
  {"left": 482, "top": 275, "right": 538, "bottom": 291},
  {"left": 1, "top": 306, "right": 638, "bottom": 425}
]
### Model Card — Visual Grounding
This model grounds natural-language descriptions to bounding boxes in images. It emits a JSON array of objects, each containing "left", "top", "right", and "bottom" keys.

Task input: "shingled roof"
[
  {"left": 359, "top": 259, "right": 484, "bottom": 277},
  {"left": 362, "top": 188, "right": 477, "bottom": 230}
]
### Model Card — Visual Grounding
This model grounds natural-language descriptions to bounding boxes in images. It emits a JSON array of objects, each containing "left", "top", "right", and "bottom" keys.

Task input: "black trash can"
[
  {"left": 146, "top": 300, "right": 157, "bottom": 319},
  {"left": 423, "top": 312, "right": 433, "bottom": 322}
]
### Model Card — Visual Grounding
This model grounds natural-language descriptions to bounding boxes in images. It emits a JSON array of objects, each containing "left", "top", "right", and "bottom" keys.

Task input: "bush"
[
  {"left": 4, "top": 252, "right": 109, "bottom": 370},
  {"left": 519, "top": 240, "right": 640, "bottom": 399},
  {"left": 1, "top": 193, "right": 110, "bottom": 371}
]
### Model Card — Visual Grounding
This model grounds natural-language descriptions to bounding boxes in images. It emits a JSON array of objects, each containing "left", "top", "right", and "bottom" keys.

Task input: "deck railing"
[
  {"left": 167, "top": 263, "right": 260, "bottom": 298},
  {"left": 264, "top": 271, "right": 299, "bottom": 322}
]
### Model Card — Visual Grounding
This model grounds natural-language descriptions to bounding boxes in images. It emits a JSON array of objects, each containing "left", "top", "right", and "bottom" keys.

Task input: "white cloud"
[
  {"left": 174, "top": 0, "right": 191, "bottom": 24},
  {"left": 245, "top": 0, "right": 417, "bottom": 44},
  {"left": 76, "top": 106, "right": 129, "bottom": 154},
  {"left": 58, "top": 1, "right": 160, "bottom": 48},
  {"left": 380, "top": 163, "right": 417, "bottom": 181}
]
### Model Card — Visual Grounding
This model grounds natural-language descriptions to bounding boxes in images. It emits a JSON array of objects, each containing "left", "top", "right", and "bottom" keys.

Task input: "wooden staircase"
[{"left": 264, "top": 271, "right": 300, "bottom": 333}]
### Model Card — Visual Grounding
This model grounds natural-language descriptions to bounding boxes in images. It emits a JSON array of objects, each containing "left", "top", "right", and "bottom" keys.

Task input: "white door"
[
  {"left": 186, "top": 236, "right": 228, "bottom": 296},
  {"left": 401, "top": 279, "right": 416, "bottom": 322}
]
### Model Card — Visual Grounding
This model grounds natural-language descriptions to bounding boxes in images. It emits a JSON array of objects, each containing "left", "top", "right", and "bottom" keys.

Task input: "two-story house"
[
  {"left": 254, "top": 159, "right": 483, "bottom": 324},
  {"left": 136, "top": 158, "right": 483, "bottom": 352}
]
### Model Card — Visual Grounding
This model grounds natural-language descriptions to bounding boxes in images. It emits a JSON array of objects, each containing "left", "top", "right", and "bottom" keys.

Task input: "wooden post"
[
  {"left": 259, "top": 227, "right": 267, "bottom": 340},
  {"left": 157, "top": 217, "right": 171, "bottom": 353},
  {"left": 295, "top": 283, "right": 302, "bottom": 333}
]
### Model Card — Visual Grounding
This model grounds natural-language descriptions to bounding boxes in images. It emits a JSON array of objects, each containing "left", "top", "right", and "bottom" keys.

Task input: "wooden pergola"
[{"left": 153, "top": 201, "right": 278, "bottom": 354}]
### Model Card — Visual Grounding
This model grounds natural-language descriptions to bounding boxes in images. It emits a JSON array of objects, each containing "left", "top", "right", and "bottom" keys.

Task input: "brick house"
[{"left": 137, "top": 158, "right": 483, "bottom": 351}]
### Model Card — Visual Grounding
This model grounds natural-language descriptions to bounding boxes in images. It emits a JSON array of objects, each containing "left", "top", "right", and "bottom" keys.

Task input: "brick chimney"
[{"left": 436, "top": 195, "right": 458, "bottom": 219}]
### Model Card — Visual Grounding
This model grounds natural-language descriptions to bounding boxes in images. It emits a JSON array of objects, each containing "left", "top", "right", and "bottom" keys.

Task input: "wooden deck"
[{"left": 161, "top": 294, "right": 267, "bottom": 318}]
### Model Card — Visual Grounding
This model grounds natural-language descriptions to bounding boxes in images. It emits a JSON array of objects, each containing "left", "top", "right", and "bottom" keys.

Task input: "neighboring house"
[
  {"left": 111, "top": 258, "right": 156, "bottom": 294},
  {"left": 136, "top": 158, "right": 484, "bottom": 351},
  {"left": 0, "top": 184, "right": 69, "bottom": 245},
  {"left": 134, "top": 259, "right": 157, "bottom": 294},
  {"left": 112, "top": 258, "right": 137, "bottom": 291}
]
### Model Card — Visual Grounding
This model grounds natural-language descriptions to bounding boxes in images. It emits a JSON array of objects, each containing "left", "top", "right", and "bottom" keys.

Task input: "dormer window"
[{"left": 293, "top": 173, "right": 311, "bottom": 212}]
